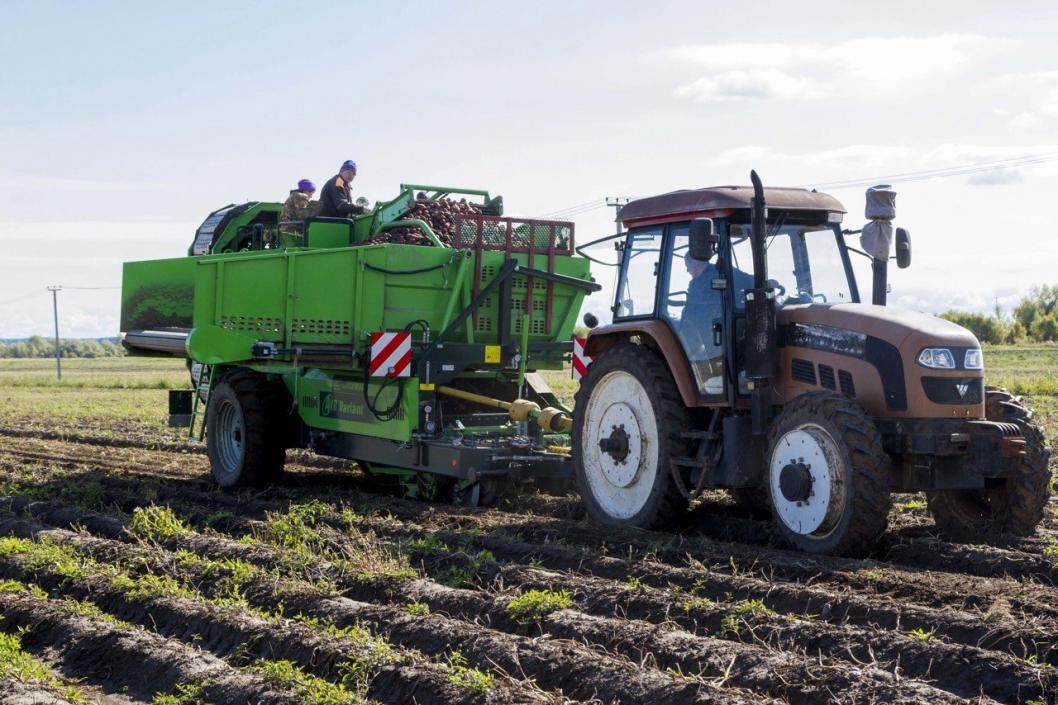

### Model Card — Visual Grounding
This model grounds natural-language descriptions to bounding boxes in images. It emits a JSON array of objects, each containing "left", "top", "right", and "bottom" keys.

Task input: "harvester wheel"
[
  {"left": 206, "top": 369, "right": 288, "bottom": 488},
  {"left": 765, "top": 392, "right": 890, "bottom": 556},
  {"left": 573, "top": 342, "right": 691, "bottom": 530},
  {"left": 926, "top": 387, "right": 1051, "bottom": 538}
]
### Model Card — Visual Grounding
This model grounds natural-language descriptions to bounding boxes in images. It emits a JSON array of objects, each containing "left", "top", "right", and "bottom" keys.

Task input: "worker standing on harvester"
[
  {"left": 280, "top": 179, "right": 318, "bottom": 224},
  {"left": 318, "top": 160, "right": 365, "bottom": 218}
]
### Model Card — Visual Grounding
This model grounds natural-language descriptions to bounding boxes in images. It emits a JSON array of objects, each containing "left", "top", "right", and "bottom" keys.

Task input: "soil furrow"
[
  {"left": 0, "top": 592, "right": 303, "bottom": 705},
  {"left": 0, "top": 539, "right": 547, "bottom": 705},
  {"left": 2, "top": 502, "right": 1049, "bottom": 704},
  {"left": 0, "top": 516, "right": 769, "bottom": 705},
  {"left": 0, "top": 679, "right": 80, "bottom": 705}
]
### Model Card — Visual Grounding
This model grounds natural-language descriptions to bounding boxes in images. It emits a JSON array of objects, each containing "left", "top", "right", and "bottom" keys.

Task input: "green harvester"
[{"left": 121, "top": 184, "right": 598, "bottom": 502}]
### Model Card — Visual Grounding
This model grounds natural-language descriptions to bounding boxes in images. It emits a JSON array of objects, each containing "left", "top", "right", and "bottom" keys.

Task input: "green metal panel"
[
  {"left": 121, "top": 256, "right": 199, "bottom": 332},
  {"left": 290, "top": 368, "right": 417, "bottom": 441}
]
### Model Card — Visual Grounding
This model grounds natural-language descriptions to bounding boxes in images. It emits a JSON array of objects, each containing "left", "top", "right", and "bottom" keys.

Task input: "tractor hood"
[
  {"left": 777, "top": 303, "right": 979, "bottom": 352},
  {"left": 777, "top": 303, "right": 984, "bottom": 419}
]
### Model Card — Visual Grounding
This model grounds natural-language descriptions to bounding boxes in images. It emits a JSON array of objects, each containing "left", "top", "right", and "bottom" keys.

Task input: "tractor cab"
[{"left": 609, "top": 186, "right": 855, "bottom": 405}]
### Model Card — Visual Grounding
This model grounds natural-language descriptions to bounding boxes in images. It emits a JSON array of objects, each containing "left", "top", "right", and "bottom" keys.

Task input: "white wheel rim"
[
  {"left": 582, "top": 370, "right": 658, "bottom": 520},
  {"left": 769, "top": 425, "right": 846, "bottom": 537},
  {"left": 214, "top": 398, "right": 244, "bottom": 477}
]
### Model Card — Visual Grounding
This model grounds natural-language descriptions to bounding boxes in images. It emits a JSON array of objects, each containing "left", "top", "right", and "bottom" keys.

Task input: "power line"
[
  {"left": 62, "top": 286, "right": 120, "bottom": 290},
  {"left": 800, "top": 152, "right": 1058, "bottom": 190}
]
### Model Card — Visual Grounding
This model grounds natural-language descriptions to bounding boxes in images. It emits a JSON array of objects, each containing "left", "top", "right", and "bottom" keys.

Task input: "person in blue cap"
[
  {"left": 318, "top": 160, "right": 365, "bottom": 218},
  {"left": 279, "top": 178, "right": 318, "bottom": 226}
]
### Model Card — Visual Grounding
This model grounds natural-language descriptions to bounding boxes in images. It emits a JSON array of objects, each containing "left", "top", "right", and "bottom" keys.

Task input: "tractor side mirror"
[
  {"left": 895, "top": 227, "right": 911, "bottom": 269},
  {"left": 688, "top": 218, "right": 718, "bottom": 261}
]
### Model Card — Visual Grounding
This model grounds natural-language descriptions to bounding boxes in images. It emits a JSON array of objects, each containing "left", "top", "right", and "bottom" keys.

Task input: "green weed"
[
  {"left": 505, "top": 589, "right": 573, "bottom": 624},
  {"left": 445, "top": 651, "right": 494, "bottom": 694},
  {"left": 152, "top": 682, "right": 206, "bottom": 705},
  {"left": 254, "top": 659, "right": 365, "bottom": 705},
  {"left": 405, "top": 601, "right": 431, "bottom": 616},
  {"left": 907, "top": 627, "right": 936, "bottom": 642},
  {"left": 128, "top": 506, "right": 191, "bottom": 542},
  {"left": 681, "top": 596, "right": 714, "bottom": 613},
  {"left": 0, "top": 628, "right": 87, "bottom": 703}
]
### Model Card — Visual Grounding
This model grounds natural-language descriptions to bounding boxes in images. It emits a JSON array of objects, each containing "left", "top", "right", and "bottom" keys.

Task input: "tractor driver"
[{"left": 318, "top": 160, "right": 367, "bottom": 219}]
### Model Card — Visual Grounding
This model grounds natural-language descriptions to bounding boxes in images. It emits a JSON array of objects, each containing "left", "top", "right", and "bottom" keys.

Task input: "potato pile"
[{"left": 359, "top": 197, "right": 485, "bottom": 247}]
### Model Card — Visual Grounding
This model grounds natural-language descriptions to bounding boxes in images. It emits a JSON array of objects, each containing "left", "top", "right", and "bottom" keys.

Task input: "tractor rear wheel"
[
  {"left": 926, "top": 387, "right": 1051, "bottom": 538},
  {"left": 573, "top": 343, "right": 691, "bottom": 530},
  {"left": 765, "top": 392, "right": 891, "bottom": 556},
  {"left": 206, "top": 369, "right": 288, "bottom": 488}
]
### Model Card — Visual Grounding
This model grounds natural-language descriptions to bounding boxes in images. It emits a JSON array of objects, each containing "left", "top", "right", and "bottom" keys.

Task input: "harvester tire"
[
  {"left": 926, "top": 387, "right": 1051, "bottom": 538},
  {"left": 573, "top": 342, "right": 691, "bottom": 530},
  {"left": 765, "top": 392, "right": 891, "bottom": 556},
  {"left": 206, "top": 369, "right": 288, "bottom": 488}
]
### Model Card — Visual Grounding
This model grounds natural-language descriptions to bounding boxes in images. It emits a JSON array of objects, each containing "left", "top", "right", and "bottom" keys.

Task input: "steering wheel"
[{"left": 666, "top": 290, "right": 688, "bottom": 308}]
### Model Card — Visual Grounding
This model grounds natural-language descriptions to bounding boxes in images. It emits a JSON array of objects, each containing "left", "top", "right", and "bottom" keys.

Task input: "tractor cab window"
[
  {"left": 729, "top": 222, "right": 854, "bottom": 307},
  {"left": 614, "top": 227, "right": 663, "bottom": 318},
  {"left": 664, "top": 228, "right": 725, "bottom": 398}
]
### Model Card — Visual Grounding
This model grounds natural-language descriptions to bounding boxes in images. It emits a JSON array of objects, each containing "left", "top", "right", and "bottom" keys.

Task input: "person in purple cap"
[
  {"left": 280, "top": 178, "right": 318, "bottom": 227},
  {"left": 318, "top": 160, "right": 365, "bottom": 219}
]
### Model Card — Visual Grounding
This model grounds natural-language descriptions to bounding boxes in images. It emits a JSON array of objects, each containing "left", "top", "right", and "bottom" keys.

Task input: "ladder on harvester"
[{"left": 188, "top": 364, "right": 215, "bottom": 441}]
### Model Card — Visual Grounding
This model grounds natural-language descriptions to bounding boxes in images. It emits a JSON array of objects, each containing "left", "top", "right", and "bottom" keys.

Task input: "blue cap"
[
  {"left": 340, "top": 160, "right": 357, "bottom": 173},
  {"left": 297, "top": 178, "right": 315, "bottom": 193}
]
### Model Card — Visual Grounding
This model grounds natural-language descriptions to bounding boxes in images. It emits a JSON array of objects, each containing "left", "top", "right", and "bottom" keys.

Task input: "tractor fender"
[{"left": 584, "top": 320, "right": 700, "bottom": 407}]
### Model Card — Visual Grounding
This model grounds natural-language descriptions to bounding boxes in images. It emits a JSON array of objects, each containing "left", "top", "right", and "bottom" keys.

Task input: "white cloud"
[
  {"left": 965, "top": 166, "right": 1023, "bottom": 186},
  {"left": 674, "top": 68, "right": 817, "bottom": 102},
  {"left": 670, "top": 34, "right": 1010, "bottom": 103},
  {"left": 995, "top": 70, "right": 1058, "bottom": 128}
]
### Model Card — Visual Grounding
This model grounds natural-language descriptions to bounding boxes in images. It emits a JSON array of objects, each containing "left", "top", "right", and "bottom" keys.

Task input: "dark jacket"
[{"left": 318, "top": 174, "right": 363, "bottom": 218}]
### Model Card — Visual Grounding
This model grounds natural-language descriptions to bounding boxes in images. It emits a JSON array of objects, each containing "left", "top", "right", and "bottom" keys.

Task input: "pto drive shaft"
[{"left": 436, "top": 385, "right": 571, "bottom": 432}]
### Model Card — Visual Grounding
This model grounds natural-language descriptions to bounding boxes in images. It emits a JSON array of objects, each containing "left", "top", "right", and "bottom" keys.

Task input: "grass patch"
[
  {"left": 0, "top": 627, "right": 87, "bottom": 703},
  {"left": 129, "top": 505, "right": 191, "bottom": 542},
  {"left": 445, "top": 651, "right": 494, "bottom": 694},
  {"left": 506, "top": 588, "right": 573, "bottom": 624},
  {"left": 405, "top": 601, "right": 430, "bottom": 616},
  {"left": 152, "top": 682, "right": 207, "bottom": 705},
  {"left": 254, "top": 659, "right": 365, "bottom": 705},
  {"left": 0, "top": 537, "right": 87, "bottom": 582},
  {"left": 681, "top": 596, "right": 714, "bottom": 613}
]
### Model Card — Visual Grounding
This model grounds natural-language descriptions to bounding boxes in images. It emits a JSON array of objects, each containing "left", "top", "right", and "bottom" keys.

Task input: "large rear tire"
[
  {"left": 206, "top": 369, "right": 288, "bottom": 488},
  {"left": 926, "top": 387, "right": 1051, "bottom": 538},
  {"left": 766, "top": 392, "right": 891, "bottom": 556},
  {"left": 572, "top": 343, "right": 691, "bottom": 530}
]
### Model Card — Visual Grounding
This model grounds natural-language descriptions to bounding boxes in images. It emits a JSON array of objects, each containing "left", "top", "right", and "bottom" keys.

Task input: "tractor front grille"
[{"left": 922, "top": 377, "right": 983, "bottom": 405}]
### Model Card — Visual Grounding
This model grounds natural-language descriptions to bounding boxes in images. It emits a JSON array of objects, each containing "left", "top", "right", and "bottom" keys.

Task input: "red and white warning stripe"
[
  {"left": 369, "top": 331, "right": 412, "bottom": 378},
  {"left": 572, "top": 337, "right": 594, "bottom": 381}
]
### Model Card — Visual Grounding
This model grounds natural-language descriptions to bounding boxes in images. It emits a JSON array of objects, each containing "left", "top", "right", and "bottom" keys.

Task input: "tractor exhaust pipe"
[{"left": 744, "top": 170, "right": 777, "bottom": 434}]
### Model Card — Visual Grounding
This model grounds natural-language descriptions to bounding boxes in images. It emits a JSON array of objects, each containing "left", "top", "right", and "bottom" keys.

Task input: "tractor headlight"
[
  {"left": 963, "top": 348, "right": 983, "bottom": 370},
  {"left": 918, "top": 348, "right": 956, "bottom": 369}
]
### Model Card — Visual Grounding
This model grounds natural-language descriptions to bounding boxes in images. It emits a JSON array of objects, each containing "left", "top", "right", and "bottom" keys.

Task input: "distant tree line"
[
  {"left": 941, "top": 285, "right": 1058, "bottom": 344},
  {"left": 0, "top": 336, "right": 125, "bottom": 358}
]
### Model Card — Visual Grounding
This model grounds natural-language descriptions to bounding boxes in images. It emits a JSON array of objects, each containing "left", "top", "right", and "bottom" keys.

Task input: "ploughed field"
[{"left": 0, "top": 351, "right": 1056, "bottom": 705}]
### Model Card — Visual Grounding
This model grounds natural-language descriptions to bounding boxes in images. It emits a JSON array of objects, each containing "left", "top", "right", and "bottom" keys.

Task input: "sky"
[{"left": 1, "top": 0, "right": 1057, "bottom": 337}]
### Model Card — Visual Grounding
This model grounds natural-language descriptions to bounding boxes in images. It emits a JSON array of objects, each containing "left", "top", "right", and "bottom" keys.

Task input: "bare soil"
[{"left": 1, "top": 428, "right": 1055, "bottom": 703}]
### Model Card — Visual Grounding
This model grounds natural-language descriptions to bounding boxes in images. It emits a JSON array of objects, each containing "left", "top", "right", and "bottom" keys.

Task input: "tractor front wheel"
[
  {"left": 765, "top": 392, "right": 891, "bottom": 555},
  {"left": 573, "top": 343, "right": 691, "bottom": 530},
  {"left": 926, "top": 387, "right": 1051, "bottom": 538},
  {"left": 206, "top": 369, "right": 288, "bottom": 488}
]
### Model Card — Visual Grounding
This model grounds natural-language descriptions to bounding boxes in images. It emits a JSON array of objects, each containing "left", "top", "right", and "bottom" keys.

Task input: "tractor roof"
[{"left": 620, "top": 186, "right": 846, "bottom": 227}]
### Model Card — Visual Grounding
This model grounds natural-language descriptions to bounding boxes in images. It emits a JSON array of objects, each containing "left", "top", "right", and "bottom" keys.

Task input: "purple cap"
[
  {"left": 340, "top": 160, "right": 357, "bottom": 173},
  {"left": 297, "top": 178, "right": 315, "bottom": 193}
]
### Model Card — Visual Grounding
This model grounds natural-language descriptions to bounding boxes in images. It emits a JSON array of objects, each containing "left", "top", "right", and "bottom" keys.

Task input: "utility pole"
[
  {"left": 605, "top": 196, "right": 631, "bottom": 234},
  {"left": 46, "top": 286, "right": 62, "bottom": 380}
]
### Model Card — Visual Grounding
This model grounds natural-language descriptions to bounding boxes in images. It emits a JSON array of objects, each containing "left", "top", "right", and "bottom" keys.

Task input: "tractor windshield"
[{"left": 729, "top": 222, "right": 855, "bottom": 308}]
